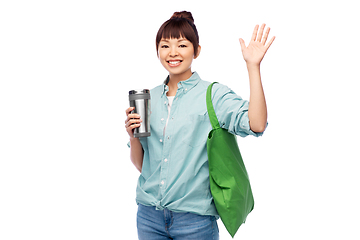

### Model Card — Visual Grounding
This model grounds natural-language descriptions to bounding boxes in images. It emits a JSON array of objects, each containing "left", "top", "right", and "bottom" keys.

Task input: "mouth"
[{"left": 167, "top": 60, "right": 182, "bottom": 67}]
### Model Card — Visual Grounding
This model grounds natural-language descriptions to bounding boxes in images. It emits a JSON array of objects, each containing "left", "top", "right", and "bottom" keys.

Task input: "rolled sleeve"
[
  {"left": 236, "top": 110, "right": 267, "bottom": 137},
  {"left": 212, "top": 83, "right": 267, "bottom": 137}
]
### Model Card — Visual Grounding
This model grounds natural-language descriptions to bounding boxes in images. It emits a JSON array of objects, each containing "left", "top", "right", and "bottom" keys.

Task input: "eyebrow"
[{"left": 160, "top": 38, "right": 188, "bottom": 43}]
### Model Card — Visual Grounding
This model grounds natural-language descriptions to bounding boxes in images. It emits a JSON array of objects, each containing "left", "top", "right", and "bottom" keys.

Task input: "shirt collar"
[{"left": 161, "top": 72, "right": 201, "bottom": 95}]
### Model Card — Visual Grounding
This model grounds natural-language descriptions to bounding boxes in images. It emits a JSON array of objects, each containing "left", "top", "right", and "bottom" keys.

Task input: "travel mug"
[{"left": 128, "top": 89, "right": 151, "bottom": 138}]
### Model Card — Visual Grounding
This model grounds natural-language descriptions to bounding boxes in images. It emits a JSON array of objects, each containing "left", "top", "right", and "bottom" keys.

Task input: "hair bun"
[{"left": 170, "top": 11, "right": 194, "bottom": 23}]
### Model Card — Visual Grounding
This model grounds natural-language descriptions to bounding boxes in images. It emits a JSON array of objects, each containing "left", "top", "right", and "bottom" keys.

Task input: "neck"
[{"left": 167, "top": 69, "right": 193, "bottom": 96}]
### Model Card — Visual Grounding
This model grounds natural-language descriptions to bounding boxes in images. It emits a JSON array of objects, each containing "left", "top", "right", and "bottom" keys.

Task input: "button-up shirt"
[{"left": 133, "top": 72, "right": 264, "bottom": 216}]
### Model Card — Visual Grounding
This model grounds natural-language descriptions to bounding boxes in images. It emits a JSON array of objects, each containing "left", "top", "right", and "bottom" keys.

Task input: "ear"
[{"left": 194, "top": 45, "right": 201, "bottom": 59}]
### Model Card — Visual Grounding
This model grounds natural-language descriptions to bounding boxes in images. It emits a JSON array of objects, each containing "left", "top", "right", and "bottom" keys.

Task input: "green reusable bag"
[{"left": 206, "top": 82, "right": 254, "bottom": 238}]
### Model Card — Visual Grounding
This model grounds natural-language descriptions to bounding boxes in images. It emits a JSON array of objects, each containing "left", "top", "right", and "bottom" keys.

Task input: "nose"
[{"left": 169, "top": 48, "right": 178, "bottom": 57}]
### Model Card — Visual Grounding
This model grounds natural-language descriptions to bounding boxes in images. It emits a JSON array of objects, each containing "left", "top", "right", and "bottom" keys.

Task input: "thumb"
[{"left": 239, "top": 38, "right": 246, "bottom": 51}]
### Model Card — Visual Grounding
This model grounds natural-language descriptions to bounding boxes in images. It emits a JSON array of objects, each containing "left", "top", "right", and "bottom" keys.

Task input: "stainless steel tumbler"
[{"left": 129, "top": 89, "right": 151, "bottom": 138}]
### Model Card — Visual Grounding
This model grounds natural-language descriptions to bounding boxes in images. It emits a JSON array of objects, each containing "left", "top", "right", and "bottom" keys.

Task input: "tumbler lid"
[{"left": 129, "top": 89, "right": 150, "bottom": 95}]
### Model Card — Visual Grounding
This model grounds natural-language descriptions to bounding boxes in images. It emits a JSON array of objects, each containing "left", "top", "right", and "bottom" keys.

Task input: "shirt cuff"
[{"left": 235, "top": 111, "right": 267, "bottom": 137}]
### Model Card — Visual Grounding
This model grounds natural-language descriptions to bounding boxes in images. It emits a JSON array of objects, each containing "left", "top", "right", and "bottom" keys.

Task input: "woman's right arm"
[{"left": 125, "top": 107, "right": 144, "bottom": 172}]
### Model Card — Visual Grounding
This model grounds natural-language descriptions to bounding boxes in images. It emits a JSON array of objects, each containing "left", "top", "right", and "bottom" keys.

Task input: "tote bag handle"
[{"left": 206, "top": 82, "right": 220, "bottom": 130}]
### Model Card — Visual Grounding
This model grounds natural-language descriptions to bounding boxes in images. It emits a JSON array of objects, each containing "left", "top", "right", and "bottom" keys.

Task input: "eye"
[
  {"left": 161, "top": 45, "right": 169, "bottom": 48},
  {"left": 179, "top": 44, "right": 187, "bottom": 48}
]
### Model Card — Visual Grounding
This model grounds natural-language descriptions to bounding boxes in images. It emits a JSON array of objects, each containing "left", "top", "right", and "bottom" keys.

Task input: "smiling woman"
[{"left": 124, "top": 10, "right": 275, "bottom": 240}]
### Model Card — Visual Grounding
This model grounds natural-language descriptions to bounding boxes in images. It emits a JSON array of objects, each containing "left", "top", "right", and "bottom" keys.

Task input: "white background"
[{"left": 1, "top": 0, "right": 359, "bottom": 239}]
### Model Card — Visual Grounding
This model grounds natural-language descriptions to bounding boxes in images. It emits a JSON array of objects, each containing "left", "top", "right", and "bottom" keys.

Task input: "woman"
[{"left": 125, "top": 11, "right": 275, "bottom": 240}]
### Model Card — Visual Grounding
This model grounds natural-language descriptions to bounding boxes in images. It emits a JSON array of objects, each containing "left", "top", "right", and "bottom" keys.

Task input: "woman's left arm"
[{"left": 239, "top": 24, "right": 275, "bottom": 133}]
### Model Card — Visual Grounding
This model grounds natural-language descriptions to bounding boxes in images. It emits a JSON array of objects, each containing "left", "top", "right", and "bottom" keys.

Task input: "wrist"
[
  {"left": 246, "top": 62, "right": 261, "bottom": 70},
  {"left": 129, "top": 136, "right": 140, "bottom": 143}
]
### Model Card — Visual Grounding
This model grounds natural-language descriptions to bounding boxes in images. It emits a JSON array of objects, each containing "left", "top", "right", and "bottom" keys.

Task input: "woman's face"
[{"left": 158, "top": 37, "right": 199, "bottom": 80}]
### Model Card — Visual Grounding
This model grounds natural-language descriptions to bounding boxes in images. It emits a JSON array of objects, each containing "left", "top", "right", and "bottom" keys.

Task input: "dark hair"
[{"left": 156, "top": 11, "right": 199, "bottom": 56}]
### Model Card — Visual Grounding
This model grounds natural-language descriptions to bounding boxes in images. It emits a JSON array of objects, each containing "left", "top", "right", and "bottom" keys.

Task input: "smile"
[{"left": 167, "top": 60, "right": 182, "bottom": 67}]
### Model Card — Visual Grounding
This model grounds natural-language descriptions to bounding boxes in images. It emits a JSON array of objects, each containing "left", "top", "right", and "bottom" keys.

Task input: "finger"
[
  {"left": 125, "top": 107, "right": 135, "bottom": 115},
  {"left": 239, "top": 38, "right": 246, "bottom": 50},
  {"left": 126, "top": 118, "right": 141, "bottom": 127},
  {"left": 125, "top": 119, "right": 142, "bottom": 128},
  {"left": 125, "top": 114, "right": 141, "bottom": 124},
  {"left": 126, "top": 123, "right": 141, "bottom": 137},
  {"left": 257, "top": 23, "right": 266, "bottom": 42},
  {"left": 126, "top": 123, "right": 140, "bottom": 130},
  {"left": 127, "top": 113, "right": 141, "bottom": 119},
  {"left": 125, "top": 113, "right": 140, "bottom": 124},
  {"left": 265, "top": 36, "right": 276, "bottom": 50},
  {"left": 128, "top": 122, "right": 141, "bottom": 129},
  {"left": 251, "top": 25, "right": 259, "bottom": 41},
  {"left": 261, "top": 27, "right": 270, "bottom": 45}
]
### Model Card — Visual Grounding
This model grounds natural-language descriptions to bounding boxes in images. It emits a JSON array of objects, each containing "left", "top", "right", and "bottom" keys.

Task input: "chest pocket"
[{"left": 181, "top": 114, "right": 211, "bottom": 148}]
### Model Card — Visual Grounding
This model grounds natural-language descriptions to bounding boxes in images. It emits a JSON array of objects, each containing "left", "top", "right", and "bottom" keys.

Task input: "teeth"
[{"left": 169, "top": 61, "right": 180, "bottom": 64}]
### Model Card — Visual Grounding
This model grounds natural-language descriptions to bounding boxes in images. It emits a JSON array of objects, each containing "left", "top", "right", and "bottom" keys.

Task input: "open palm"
[{"left": 239, "top": 24, "right": 275, "bottom": 65}]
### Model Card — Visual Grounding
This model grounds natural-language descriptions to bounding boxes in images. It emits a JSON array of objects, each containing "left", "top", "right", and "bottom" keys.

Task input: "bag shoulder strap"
[{"left": 206, "top": 82, "right": 220, "bottom": 130}]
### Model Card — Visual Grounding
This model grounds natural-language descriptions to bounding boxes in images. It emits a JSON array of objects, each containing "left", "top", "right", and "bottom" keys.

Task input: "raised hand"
[{"left": 239, "top": 24, "right": 275, "bottom": 66}]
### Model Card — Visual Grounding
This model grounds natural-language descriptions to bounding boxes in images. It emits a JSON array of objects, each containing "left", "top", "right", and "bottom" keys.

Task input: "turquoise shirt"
[{"left": 134, "top": 72, "right": 264, "bottom": 216}]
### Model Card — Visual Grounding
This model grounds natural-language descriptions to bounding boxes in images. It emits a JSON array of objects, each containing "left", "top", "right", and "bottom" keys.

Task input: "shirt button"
[
  {"left": 185, "top": 88, "right": 188, "bottom": 91},
  {"left": 164, "top": 101, "right": 167, "bottom": 104},
  {"left": 161, "top": 118, "right": 164, "bottom": 121},
  {"left": 160, "top": 139, "right": 163, "bottom": 142},
  {"left": 167, "top": 136, "right": 170, "bottom": 140},
  {"left": 164, "top": 159, "right": 168, "bottom": 162},
  {"left": 161, "top": 181, "right": 164, "bottom": 185}
]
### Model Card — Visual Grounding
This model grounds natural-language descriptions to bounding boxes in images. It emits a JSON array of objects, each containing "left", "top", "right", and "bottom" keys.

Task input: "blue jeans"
[{"left": 137, "top": 204, "right": 219, "bottom": 240}]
